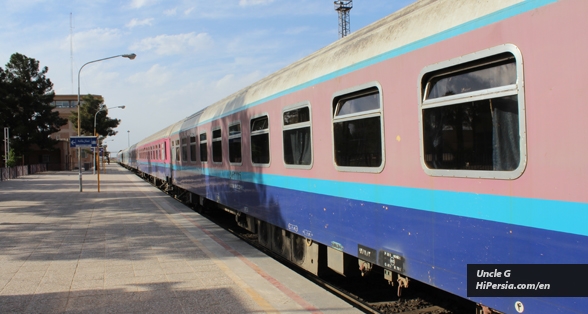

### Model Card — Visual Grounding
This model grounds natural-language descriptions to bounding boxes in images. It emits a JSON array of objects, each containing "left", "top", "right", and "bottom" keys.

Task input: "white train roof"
[{"left": 164, "top": 0, "right": 521, "bottom": 133}]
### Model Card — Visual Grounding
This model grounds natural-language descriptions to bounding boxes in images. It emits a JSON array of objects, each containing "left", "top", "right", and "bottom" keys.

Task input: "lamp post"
[
  {"left": 77, "top": 53, "right": 136, "bottom": 192},
  {"left": 101, "top": 139, "right": 114, "bottom": 174},
  {"left": 93, "top": 105, "right": 125, "bottom": 174}
]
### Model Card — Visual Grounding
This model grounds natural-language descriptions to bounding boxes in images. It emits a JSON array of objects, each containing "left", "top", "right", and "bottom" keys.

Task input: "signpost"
[
  {"left": 70, "top": 136, "right": 97, "bottom": 192},
  {"left": 70, "top": 136, "right": 97, "bottom": 148}
]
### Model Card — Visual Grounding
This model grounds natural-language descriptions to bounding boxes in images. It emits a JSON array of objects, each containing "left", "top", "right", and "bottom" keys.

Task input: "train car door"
[{"left": 170, "top": 137, "right": 179, "bottom": 185}]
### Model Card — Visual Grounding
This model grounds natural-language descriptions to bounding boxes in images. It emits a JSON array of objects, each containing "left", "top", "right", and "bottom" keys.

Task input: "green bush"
[{"left": 6, "top": 150, "right": 18, "bottom": 167}]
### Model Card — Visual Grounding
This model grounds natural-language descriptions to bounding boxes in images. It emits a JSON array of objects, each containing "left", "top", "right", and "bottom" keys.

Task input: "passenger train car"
[{"left": 119, "top": 0, "right": 588, "bottom": 312}]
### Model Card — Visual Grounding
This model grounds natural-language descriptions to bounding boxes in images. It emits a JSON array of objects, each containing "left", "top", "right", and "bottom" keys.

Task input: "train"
[{"left": 118, "top": 0, "right": 588, "bottom": 313}]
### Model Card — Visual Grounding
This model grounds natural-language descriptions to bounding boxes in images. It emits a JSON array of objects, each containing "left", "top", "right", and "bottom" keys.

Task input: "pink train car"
[{"left": 120, "top": 0, "right": 588, "bottom": 312}]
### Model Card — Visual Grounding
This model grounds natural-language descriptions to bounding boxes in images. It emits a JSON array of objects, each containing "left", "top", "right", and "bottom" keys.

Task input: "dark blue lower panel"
[
  {"left": 137, "top": 162, "right": 170, "bottom": 181},
  {"left": 169, "top": 169, "right": 587, "bottom": 313}
]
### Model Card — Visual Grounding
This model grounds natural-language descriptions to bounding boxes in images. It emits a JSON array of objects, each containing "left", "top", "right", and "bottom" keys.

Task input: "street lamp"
[
  {"left": 101, "top": 139, "right": 114, "bottom": 173},
  {"left": 93, "top": 105, "right": 125, "bottom": 174},
  {"left": 127, "top": 130, "right": 130, "bottom": 148},
  {"left": 77, "top": 53, "right": 136, "bottom": 192}
]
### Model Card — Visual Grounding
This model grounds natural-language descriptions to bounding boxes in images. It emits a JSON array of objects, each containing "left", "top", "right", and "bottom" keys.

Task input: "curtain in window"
[
  {"left": 492, "top": 96, "right": 519, "bottom": 170},
  {"left": 286, "top": 128, "right": 311, "bottom": 165}
]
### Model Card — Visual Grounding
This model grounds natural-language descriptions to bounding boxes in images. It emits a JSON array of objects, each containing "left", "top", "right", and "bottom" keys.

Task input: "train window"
[
  {"left": 212, "top": 128, "right": 222, "bottom": 163},
  {"left": 251, "top": 115, "right": 270, "bottom": 165},
  {"left": 161, "top": 142, "right": 166, "bottom": 160},
  {"left": 419, "top": 45, "right": 526, "bottom": 179},
  {"left": 190, "top": 136, "right": 197, "bottom": 162},
  {"left": 181, "top": 138, "right": 188, "bottom": 162},
  {"left": 332, "top": 83, "right": 384, "bottom": 173},
  {"left": 283, "top": 104, "right": 312, "bottom": 168},
  {"left": 199, "top": 132, "right": 208, "bottom": 162},
  {"left": 228, "top": 122, "right": 242, "bottom": 164}
]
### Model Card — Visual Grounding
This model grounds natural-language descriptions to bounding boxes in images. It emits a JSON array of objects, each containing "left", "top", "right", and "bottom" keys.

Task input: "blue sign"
[{"left": 70, "top": 136, "right": 97, "bottom": 148}]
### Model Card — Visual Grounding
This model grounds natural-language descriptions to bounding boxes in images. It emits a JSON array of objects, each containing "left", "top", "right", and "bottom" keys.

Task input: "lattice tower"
[{"left": 334, "top": 1, "right": 353, "bottom": 38}]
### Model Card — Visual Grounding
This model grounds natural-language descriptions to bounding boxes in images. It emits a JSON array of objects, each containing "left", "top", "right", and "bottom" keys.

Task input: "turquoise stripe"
[
  {"left": 257, "top": 172, "right": 587, "bottom": 238},
  {"left": 167, "top": 163, "right": 587, "bottom": 238},
  {"left": 180, "top": 0, "right": 558, "bottom": 131}
]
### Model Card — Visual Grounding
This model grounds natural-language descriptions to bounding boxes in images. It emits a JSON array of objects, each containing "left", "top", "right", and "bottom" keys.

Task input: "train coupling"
[
  {"left": 358, "top": 260, "right": 372, "bottom": 276},
  {"left": 397, "top": 274, "right": 409, "bottom": 297}
]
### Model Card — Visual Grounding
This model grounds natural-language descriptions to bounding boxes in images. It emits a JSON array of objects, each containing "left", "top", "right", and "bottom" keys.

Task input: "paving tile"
[
  {"left": 25, "top": 295, "right": 69, "bottom": 313},
  {"left": 165, "top": 272, "right": 200, "bottom": 282},
  {"left": 132, "top": 261, "right": 161, "bottom": 270},
  {"left": 133, "top": 274, "right": 167, "bottom": 285},
  {"left": 30, "top": 291, "right": 70, "bottom": 301},
  {"left": 163, "top": 266, "right": 193, "bottom": 275},
  {"left": 175, "top": 289, "right": 232, "bottom": 313},
  {"left": 102, "top": 292, "right": 141, "bottom": 313},
  {"left": 68, "top": 288, "right": 108, "bottom": 298},
  {"left": 75, "top": 267, "right": 104, "bottom": 275},
  {"left": 134, "top": 281, "right": 174, "bottom": 292},
  {"left": 35, "top": 282, "right": 71, "bottom": 294},
  {"left": 104, "top": 276, "right": 136, "bottom": 287},
  {"left": 64, "top": 294, "right": 106, "bottom": 314},
  {"left": 0, "top": 295, "right": 34, "bottom": 313},
  {"left": 104, "top": 260, "right": 133, "bottom": 267},
  {"left": 43, "top": 270, "right": 75, "bottom": 282},
  {"left": 169, "top": 280, "right": 206, "bottom": 290},
  {"left": 187, "top": 263, "right": 218, "bottom": 273},
  {"left": 0, "top": 278, "right": 42, "bottom": 295},
  {"left": 134, "top": 267, "right": 165, "bottom": 277},
  {"left": 0, "top": 276, "right": 12, "bottom": 291},
  {"left": 198, "top": 275, "right": 234, "bottom": 288},
  {"left": 140, "top": 297, "right": 185, "bottom": 314},
  {"left": 104, "top": 271, "right": 135, "bottom": 280},
  {"left": 105, "top": 264, "right": 134, "bottom": 272},
  {"left": 70, "top": 279, "right": 103, "bottom": 291},
  {"left": 0, "top": 265, "right": 23, "bottom": 274},
  {"left": 13, "top": 270, "right": 47, "bottom": 280},
  {"left": 74, "top": 273, "right": 104, "bottom": 281}
]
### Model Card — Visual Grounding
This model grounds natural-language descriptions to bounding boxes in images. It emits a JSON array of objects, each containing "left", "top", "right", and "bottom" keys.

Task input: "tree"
[
  {"left": 0, "top": 53, "right": 67, "bottom": 158},
  {"left": 68, "top": 94, "right": 121, "bottom": 138}
]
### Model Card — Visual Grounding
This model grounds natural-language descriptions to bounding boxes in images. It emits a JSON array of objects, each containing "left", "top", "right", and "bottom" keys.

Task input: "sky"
[{"left": 0, "top": 0, "right": 417, "bottom": 154}]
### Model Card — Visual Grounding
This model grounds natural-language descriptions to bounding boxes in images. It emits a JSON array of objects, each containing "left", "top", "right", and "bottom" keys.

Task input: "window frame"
[
  {"left": 199, "top": 132, "right": 208, "bottom": 163},
  {"left": 212, "top": 127, "right": 222, "bottom": 164},
  {"left": 228, "top": 121, "right": 242, "bottom": 165},
  {"left": 189, "top": 135, "right": 197, "bottom": 162},
  {"left": 282, "top": 102, "right": 313, "bottom": 170},
  {"left": 418, "top": 44, "right": 527, "bottom": 180},
  {"left": 181, "top": 137, "right": 188, "bottom": 162},
  {"left": 331, "top": 82, "right": 385, "bottom": 173},
  {"left": 250, "top": 114, "right": 271, "bottom": 167}
]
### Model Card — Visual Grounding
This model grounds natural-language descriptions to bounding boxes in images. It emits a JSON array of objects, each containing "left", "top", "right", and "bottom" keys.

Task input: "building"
[{"left": 25, "top": 94, "right": 102, "bottom": 171}]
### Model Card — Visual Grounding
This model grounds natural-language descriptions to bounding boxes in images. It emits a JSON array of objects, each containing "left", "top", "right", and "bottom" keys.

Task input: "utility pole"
[{"left": 334, "top": 0, "right": 353, "bottom": 38}]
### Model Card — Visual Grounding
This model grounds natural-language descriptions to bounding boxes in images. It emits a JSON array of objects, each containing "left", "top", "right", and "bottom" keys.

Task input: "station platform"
[{"left": 0, "top": 164, "right": 361, "bottom": 314}]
